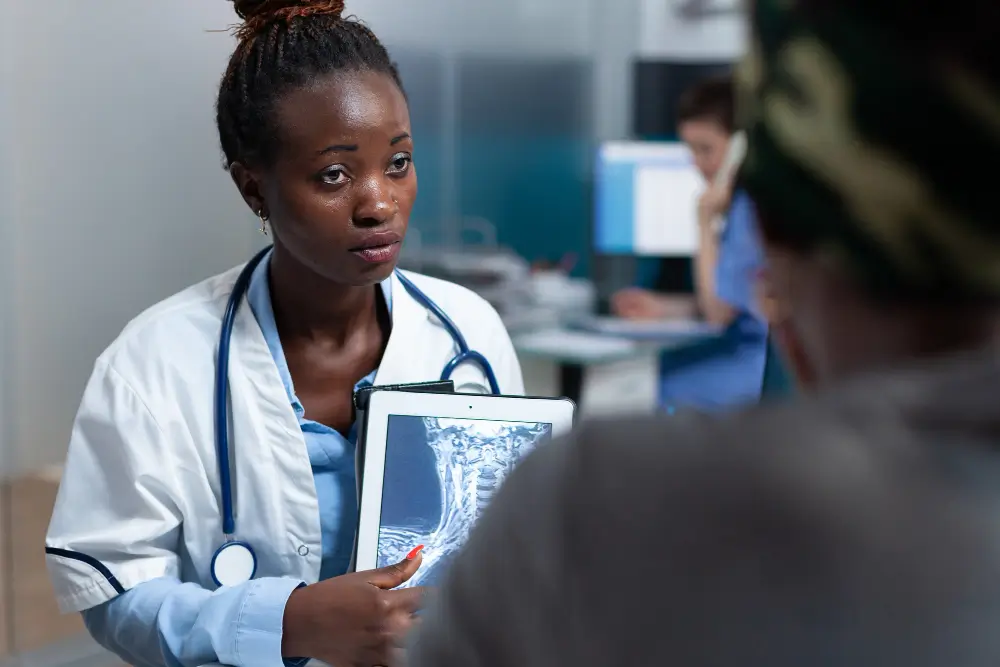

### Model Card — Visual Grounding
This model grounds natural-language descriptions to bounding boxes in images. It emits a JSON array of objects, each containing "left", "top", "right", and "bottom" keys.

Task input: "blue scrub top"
[
  {"left": 658, "top": 189, "right": 770, "bottom": 413},
  {"left": 246, "top": 250, "right": 393, "bottom": 579}
]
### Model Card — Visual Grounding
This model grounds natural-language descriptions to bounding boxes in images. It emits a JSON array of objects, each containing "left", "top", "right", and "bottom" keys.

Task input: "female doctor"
[{"left": 44, "top": 2, "right": 523, "bottom": 667}]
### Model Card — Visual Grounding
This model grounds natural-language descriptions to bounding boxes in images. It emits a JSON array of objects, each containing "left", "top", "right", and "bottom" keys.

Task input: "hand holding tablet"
[
  {"left": 355, "top": 391, "right": 576, "bottom": 586},
  {"left": 282, "top": 547, "right": 426, "bottom": 666}
]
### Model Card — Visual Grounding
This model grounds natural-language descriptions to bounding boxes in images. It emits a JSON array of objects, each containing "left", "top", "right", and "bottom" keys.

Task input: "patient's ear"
[
  {"left": 754, "top": 268, "right": 785, "bottom": 326},
  {"left": 756, "top": 263, "right": 818, "bottom": 390}
]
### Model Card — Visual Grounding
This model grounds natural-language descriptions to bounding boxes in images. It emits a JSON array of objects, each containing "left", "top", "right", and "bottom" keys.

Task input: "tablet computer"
[{"left": 355, "top": 390, "right": 576, "bottom": 586}]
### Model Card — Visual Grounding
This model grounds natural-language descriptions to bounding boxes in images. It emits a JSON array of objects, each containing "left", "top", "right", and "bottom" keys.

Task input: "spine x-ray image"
[{"left": 376, "top": 416, "right": 552, "bottom": 587}]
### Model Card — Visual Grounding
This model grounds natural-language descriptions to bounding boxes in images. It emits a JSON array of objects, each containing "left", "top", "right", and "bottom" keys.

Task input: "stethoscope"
[{"left": 209, "top": 245, "right": 500, "bottom": 587}]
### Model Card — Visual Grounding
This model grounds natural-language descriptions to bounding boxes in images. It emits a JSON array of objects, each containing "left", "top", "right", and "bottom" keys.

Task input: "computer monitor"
[{"left": 594, "top": 141, "right": 703, "bottom": 257}]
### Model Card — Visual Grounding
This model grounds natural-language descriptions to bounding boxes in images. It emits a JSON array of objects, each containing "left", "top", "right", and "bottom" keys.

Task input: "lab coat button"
[{"left": 297, "top": 545, "right": 309, "bottom": 556}]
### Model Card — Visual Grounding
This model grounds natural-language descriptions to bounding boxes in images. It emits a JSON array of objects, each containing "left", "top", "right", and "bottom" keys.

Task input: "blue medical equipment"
[{"left": 210, "top": 245, "right": 500, "bottom": 587}]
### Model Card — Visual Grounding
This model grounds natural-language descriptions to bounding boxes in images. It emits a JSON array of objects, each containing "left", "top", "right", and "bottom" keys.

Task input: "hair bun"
[{"left": 231, "top": 0, "right": 345, "bottom": 22}]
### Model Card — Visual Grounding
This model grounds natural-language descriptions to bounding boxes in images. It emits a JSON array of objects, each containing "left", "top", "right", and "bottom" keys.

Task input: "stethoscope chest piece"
[{"left": 211, "top": 540, "right": 258, "bottom": 588}]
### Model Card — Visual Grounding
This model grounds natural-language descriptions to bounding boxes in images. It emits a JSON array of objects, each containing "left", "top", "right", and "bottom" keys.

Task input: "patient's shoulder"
[
  {"left": 562, "top": 398, "right": 995, "bottom": 590},
  {"left": 567, "top": 393, "right": 974, "bottom": 560},
  {"left": 568, "top": 393, "right": 927, "bottom": 506},
  {"left": 419, "top": 394, "right": 1000, "bottom": 666}
]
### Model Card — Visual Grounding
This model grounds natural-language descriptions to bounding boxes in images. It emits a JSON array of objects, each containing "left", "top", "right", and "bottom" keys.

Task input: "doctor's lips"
[{"left": 349, "top": 230, "right": 402, "bottom": 263}]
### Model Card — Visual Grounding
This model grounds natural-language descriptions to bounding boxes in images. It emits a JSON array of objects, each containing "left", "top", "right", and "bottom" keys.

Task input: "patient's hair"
[
  {"left": 751, "top": 0, "right": 998, "bottom": 265},
  {"left": 676, "top": 74, "right": 735, "bottom": 134},
  {"left": 791, "top": 0, "right": 997, "bottom": 79},
  {"left": 216, "top": 0, "right": 404, "bottom": 169}
]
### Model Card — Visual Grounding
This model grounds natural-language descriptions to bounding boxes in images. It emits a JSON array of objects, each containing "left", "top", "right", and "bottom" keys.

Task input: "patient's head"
[{"left": 739, "top": 0, "right": 1000, "bottom": 386}]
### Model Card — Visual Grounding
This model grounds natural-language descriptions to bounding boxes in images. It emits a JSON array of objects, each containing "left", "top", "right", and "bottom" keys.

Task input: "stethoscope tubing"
[{"left": 214, "top": 245, "right": 499, "bottom": 540}]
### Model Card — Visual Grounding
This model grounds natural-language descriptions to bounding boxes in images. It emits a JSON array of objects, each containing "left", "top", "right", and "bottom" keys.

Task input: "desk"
[{"left": 512, "top": 326, "right": 723, "bottom": 417}]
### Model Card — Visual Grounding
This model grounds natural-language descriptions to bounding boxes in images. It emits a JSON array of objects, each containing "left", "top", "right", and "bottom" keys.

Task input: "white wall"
[
  {"left": 362, "top": 0, "right": 596, "bottom": 56},
  {"left": 590, "top": 1, "right": 642, "bottom": 141},
  {"left": 2, "top": 0, "right": 259, "bottom": 476},
  {"left": 361, "top": 0, "right": 637, "bottom": 139},
  {"left": 638, "top": 0, "right": 747, "bottom": 60},
  {"left": 1, "top": 1, "right": 15, "bottom": 479}
]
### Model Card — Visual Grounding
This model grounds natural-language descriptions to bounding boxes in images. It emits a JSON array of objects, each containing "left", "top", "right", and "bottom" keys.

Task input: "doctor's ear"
[{"left": 228, "top": 161, "right": 266, "bottom": 217}]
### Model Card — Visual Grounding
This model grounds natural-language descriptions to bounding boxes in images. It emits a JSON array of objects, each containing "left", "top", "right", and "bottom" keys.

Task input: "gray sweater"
[{"left": 411, "top": 347, "right": 1000, "bottom": 666}]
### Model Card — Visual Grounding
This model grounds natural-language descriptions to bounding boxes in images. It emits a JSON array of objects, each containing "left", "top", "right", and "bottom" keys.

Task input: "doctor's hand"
[{"left": 281, "top": 550, "right": 425, "bottom": 667}]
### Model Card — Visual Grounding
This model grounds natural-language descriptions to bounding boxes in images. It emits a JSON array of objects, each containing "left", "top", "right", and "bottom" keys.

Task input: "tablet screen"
[{"left": 375, "top": 415, "right": 553, "bottom": 587}]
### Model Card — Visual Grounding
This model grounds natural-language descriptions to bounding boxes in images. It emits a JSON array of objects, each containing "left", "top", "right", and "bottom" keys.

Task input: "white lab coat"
[{"left": 45, "top": 263, "right": 524, "bottom": 614}]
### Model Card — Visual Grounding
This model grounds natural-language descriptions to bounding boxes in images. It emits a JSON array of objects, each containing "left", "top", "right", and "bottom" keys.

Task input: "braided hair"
[{"left": 217, "top": 0, "right": 404, "bottom": 170}]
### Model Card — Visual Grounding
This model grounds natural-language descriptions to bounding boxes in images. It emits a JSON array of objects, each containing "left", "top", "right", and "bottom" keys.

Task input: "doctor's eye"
[
  {"left": 319, "top": 166, "right": 349, "bottom": 186},
  {"left": 386, "top": 153, "right": 412, "bottom": 176}
]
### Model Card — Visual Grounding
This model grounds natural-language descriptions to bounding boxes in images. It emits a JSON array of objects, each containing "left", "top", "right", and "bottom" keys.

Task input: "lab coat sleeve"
[
  {"left": 45, "top": 360, "right": 187, "bottom": 613},
  {"left": 82, "top": 575, "right": 305, "bottom": 667}
]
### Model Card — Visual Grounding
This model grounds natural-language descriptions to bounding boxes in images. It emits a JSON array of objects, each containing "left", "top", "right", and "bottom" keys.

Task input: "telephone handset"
[{"left": 711, "top": 130, "right": 747, "bottom": 235}]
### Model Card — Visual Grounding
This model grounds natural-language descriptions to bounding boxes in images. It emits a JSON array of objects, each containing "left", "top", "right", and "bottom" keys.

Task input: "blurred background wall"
[
  {"left": 0, "top": 0, "right": 742, "bottom": 664},
  {"left": 2, "top": 2, "right": 264, "bottom": 663},
  {"left": 3, "top": 1, "right": 260, "bottom": 479},
  {"left": 0, "top": 0, "right": 647, "bottom": 481}
]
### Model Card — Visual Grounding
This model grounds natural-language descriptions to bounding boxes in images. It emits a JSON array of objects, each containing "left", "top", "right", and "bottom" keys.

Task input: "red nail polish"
[{"left": 406, "top": 545, "right": 425, "bottom": 560}]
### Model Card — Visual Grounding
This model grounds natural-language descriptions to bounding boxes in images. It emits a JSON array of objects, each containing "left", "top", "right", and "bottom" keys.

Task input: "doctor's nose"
[{"left": 354, "top": 176, "right": 398, "bottom": 226}]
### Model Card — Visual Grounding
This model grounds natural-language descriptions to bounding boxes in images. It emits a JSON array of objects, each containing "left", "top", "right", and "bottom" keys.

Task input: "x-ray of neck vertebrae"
[{"left": 376, "top": 417, "right": 552, "bottom": 587}]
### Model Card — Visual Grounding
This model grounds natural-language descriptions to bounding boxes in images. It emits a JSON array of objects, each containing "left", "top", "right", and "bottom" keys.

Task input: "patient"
[{"left": 410, "top": 0, "right": 1000, "bottom": 663}]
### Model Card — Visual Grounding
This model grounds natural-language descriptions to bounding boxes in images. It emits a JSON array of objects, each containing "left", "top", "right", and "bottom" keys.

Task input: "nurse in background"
[{"left": 612, "top": 75, "right": 770, "bottom": 412}]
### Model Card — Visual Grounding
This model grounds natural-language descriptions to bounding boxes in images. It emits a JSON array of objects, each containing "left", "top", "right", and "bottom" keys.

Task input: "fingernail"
[{"left": 406, "top": 545, "right": 425, "bottom": 560}]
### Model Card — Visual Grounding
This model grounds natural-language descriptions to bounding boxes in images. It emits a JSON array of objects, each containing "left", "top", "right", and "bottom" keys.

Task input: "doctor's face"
[{"left": 250, "top": 70, "right": 417, "bottom": 287}]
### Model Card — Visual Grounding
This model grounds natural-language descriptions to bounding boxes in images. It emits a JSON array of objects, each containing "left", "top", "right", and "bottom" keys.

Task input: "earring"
[{"left": 257, "top": 209, "right": 269, "bottom": 236}]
